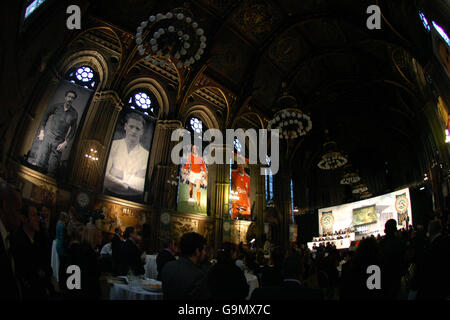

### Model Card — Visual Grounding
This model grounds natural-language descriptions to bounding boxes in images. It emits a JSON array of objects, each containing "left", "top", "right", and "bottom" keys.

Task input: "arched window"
[
  {"left": 67, "top": 66, "right": 98, "bottom": 89},
  {"left": 234, "top": 138, "right": 242, "bottom": 153},
  {"left": 265, "top": 156, "right": 274, "bottom": 204},
  {"left": 24, "top": 0, "right": 47, "bottom": 19},
  {"left": 126, "top": 89, "right": 159, "bottom": 118},
  {"left": 432, "top": 21, "right": 450, "bottom": 46},
  {"left": 418, "top": 11, "right": 430, "bottom": 31},
  {"left": 290, "top": 178, "right": 295, "bottom": 222}
]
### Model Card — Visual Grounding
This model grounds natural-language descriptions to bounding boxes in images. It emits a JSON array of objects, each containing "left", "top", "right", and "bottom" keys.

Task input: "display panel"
[
  {"left": 103, "top": 110, "right": 155, "bottom": 202},
  {"left": 352, "top": 205, "right": 377, "bottom": 226},
  {"left": 318, "top": 188, "right": 412, "bottom": 240},
  {"left": 27, "top": 80, "right": 93, "bottom": 177},
  {"left": 177, "top": 144, "right": 208, "bottom": 215}
]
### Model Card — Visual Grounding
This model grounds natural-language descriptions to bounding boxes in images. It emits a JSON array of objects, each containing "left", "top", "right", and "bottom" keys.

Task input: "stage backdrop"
[
  {"left": 103, "top": 110, "right": 155, "bottom": 203},
  {"left": 318, "top": 188, "right": 413, "bottom": 239},
  {"left": 27, "top": 80, "right": 93, "bottom": 176},
  {"left": 177, "top": 144, "right": 208, "bottom": 215},
  {"left": 230, "top": 154, "right": 251, "bottom": 220}
]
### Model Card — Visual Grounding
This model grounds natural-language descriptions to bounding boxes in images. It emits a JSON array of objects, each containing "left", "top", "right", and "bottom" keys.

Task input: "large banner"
[
  {"left": 177, "top": 145, "right": 208, "bottom": 215},
  {"left": 230, "top": 154, "right": 251, "bottom": 220},
  {"left": 318, "top": 188, "right": 413, "bottom": 239},
  {"left": 103, "top": 110, "right": 155, "bottom": 202},
  {"left": 27, "top": 80, "right": 92, "bottom": 177}
]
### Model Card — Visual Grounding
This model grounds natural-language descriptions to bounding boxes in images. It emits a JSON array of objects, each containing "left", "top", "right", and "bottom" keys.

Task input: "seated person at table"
[
  {"left": 156, "top": 238, "right": 178, "bottom": 280},
  {"left": 207, "top": 242, "right": 249, "bottom": 300},
  {"left": 251, "top": 255, "right": 323, "bottom": 301},
  {"left": 118, "top": 226, "right": 145, "bottom": 276},
  {"left": 160, "top": 232, "right": 209, "bottom": 300}
]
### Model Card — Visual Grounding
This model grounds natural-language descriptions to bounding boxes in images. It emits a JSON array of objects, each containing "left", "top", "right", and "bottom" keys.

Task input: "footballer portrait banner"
[
  {"left": 27, "top": 80, "right": 93, "bottom": 177},
  {"left": 177, "top": 144, "right": 208, "bottom": 215},
  {"left": 230, "top": 154, "right": 251, "bottom": 220},
  {"left": 103, "top": 110, "right": 155, "bottom": 203}
]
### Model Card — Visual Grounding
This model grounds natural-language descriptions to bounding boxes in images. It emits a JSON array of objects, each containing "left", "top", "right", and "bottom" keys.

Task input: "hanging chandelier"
[
  {"left": 360, "top": 191, "right": 373, "bottom": 199},
  {"left": 340, "top": 172, "right": 361, "bottom": 185},
  {"left": 317, "top": 141, "right": 348, "bottom": 170},
  {"left": 267, "top": 83, "right": 312, "bottom": 140},
  {"left": 135, "top": 8, "right": 207, "bottom": 69},
  {"left": 352, "top": 184, "right": 368, "bottom": 194}
]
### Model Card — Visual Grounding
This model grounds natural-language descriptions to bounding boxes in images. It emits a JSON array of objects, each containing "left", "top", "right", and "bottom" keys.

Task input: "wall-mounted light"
[
  {"left": 420, "top": 187, "right": 425, "bottom": 191},
  {"left": 445, "top": 129, "right": 450, "bottom": 143}
]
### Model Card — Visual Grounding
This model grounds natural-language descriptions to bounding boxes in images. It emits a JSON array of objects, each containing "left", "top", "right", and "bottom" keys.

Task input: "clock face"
[
  {"left": 321, "top": 214, "right": 334, "bottom": 228},
  {"left": 395, "top": 196, "right": 408, "bottom": 213},
  {"left": 76, "top": 192, "right": 90, "bottom": 208},
  {"left": 161, "top": 212, "right": 170, "bottom": 225}
]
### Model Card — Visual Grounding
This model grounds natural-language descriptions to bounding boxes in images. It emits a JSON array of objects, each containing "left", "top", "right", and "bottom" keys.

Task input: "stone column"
[
  {"left": 147, "top": 120, "right": 183, "bottom": 207},
  {"left": 69, "top": 90, "right": 123, "bottom": 191},
  {"left": 208, "top": 144, "right": 232, "bottom": 251},
  {"left": 274, "top": 161, "right": 293, "bottom": 253},
  {"left": 250, "top": 164, "right": 265, "bottom": 249},
  {"left": 146, "top": 120, "right": 182, "bottom": 251}
]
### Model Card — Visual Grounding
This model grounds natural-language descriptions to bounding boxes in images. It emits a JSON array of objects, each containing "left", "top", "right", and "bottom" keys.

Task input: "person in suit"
[
  {"left": 0, "top": 185, "right": 22, "bottom": 300},
  {"left": 207, "top": 242, "right": 249, "bottom": 300},
  {"left": 156, "top": 238, "right": 177, "bottom": 280},
  {"left": 111, "top": 227, "right": 122, "bottom": 275},
  {"left": 260, "top": 247, "right": 284, "bottom": 287},
  {"left": 251, "top": 255, "right": 323, "bottom": 300},
  {"left": 160, "top": 232, "right": 208, "bottom": 300},
  {"left": 118, "top": 226, "right": 145, "bottom": 276},
  {"left": 10, "top": 201, "right": 54, "bottom": 300}
]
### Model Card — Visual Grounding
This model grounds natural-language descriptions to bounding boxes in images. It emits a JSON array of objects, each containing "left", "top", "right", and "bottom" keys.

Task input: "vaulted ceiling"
[{"left": 87, "top": 0, "right": 444, "bottom": 207}]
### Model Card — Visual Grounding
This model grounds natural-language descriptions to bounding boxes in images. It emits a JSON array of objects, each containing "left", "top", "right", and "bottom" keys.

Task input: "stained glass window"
[
  {"left": 67, "top": 66, "right": 97, "bottom": 89},
  {"left": 418, "top": 11, "right": 430, "bottom": 31},
  {"left": 265, "top": 156, "right": 274, "bottom": 203},
  {"left": 432, "top": 21, "right": 450, "bottom": 46},
  {"left": 25, "top": 0, "right": 47, "bottom": 19},
  {"left": 125, "top": 89, "right": 159, "bottom": 117}
]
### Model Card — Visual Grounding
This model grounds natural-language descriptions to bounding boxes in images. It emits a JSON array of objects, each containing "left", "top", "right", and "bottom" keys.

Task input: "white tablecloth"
[
  {"left": 50, "top": 240, "right": 59, "bottom": 282},
  {"left": 145, "top": 255, "right": 158, "bottom": 279},
  {"left": 109, "top": 283, "right": 163, "bottom": 300},
  {"left": 245, "top": 273, "right": 259, "bottom": 300}
]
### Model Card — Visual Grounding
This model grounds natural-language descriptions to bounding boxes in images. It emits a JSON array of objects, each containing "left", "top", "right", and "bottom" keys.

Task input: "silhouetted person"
[
  {"left": 118, "top": 226, "right": 145, "bottom": 276},
  {"left": 379, "top": 219, "right": 406, "bottom": 299},
  {"left": 160, "top": 232, "right": 208, "bottom": 300},
  {"left": 0, "top": 185, "right": 22, "bottom": 300},
  {"left": 10, "top": 201, "right": 54, "bottom": 299},
  {"left": 251, "top": 254, "right": 323, "bottom": 300},
  {"left": 111, "top": 227, "right": 122, "bottom": 276},
  {"left": 156, "top": 238, "right": 177, "bottom": 280},
  {"left": 416, "top": 220, "right": 450, "bottom": 299},
  {"left": 207, "top": 242, "right": 249, "bottom": 300}
]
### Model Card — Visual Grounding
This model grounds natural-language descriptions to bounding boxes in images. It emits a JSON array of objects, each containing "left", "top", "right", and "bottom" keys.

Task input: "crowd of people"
[{"left": 1, "top": 180, "right": 450, "bottom": 300}]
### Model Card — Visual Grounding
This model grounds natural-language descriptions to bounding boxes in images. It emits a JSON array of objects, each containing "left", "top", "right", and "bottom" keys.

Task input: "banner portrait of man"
[
  {"left": 230, "top": 155, "right": 251, "bottom": 220},
  {"left": 177, "top": 144, "right": 208, "bottom": 215},
  {"left": 103, "top": 111, "right": 155, "bottom": 202},
  {"left": 27, "top": 80, "right": 92, "bottom": 177}
]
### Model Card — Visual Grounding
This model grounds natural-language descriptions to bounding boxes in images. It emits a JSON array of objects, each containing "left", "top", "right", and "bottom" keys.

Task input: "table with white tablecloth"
[
  {"left": 245, "top": 273, "right": 259, "bottom": 300},
  {"left": 109, "top": 282, "right": 163, "bottom": 300},
  {"left": 144, "top": 255, "right": 158, "bottom": 279}
]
